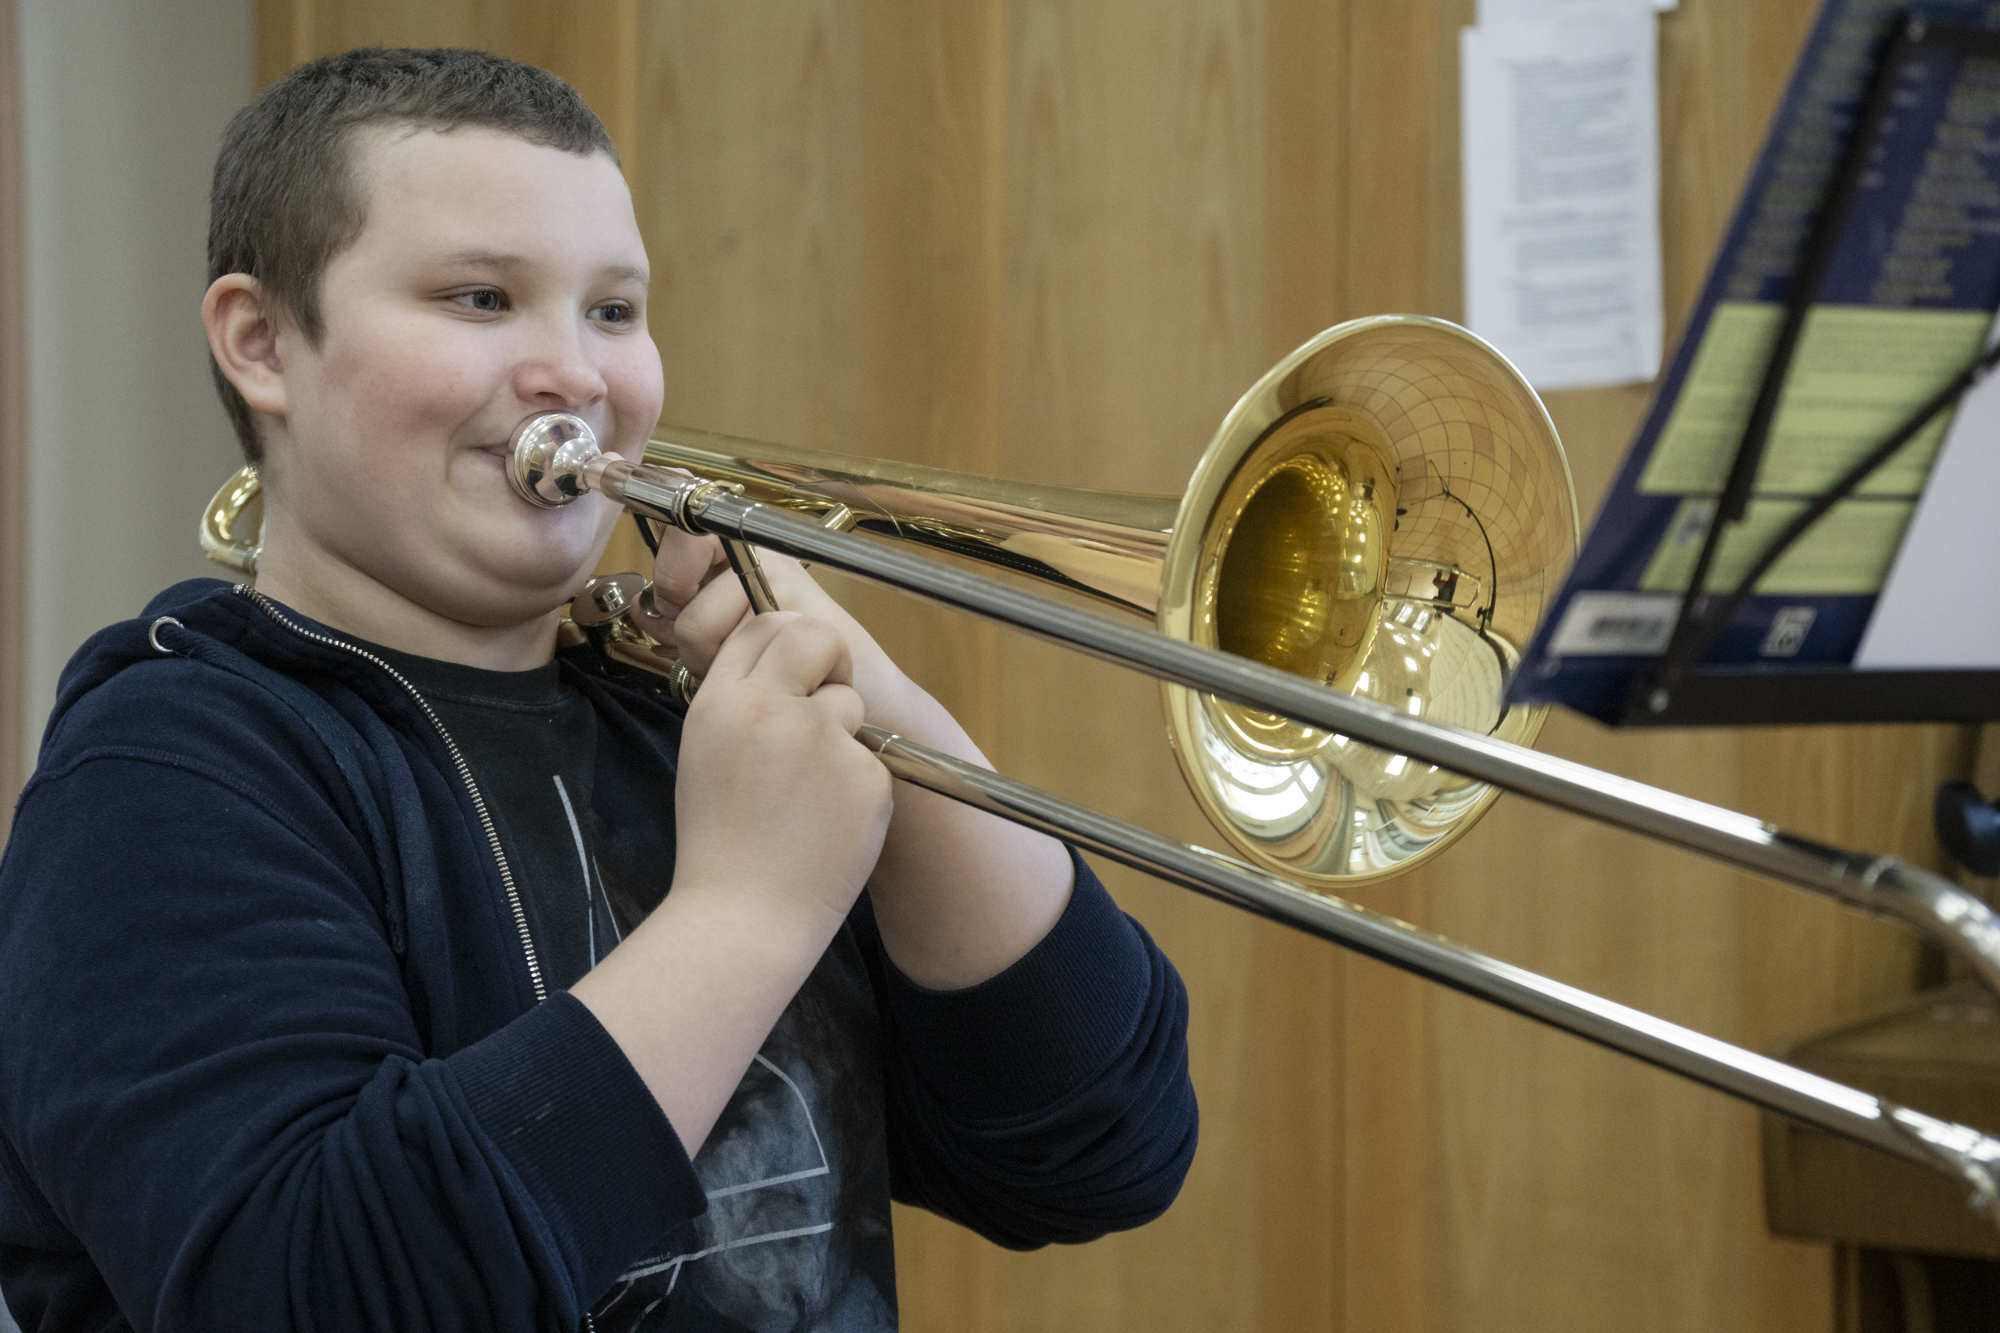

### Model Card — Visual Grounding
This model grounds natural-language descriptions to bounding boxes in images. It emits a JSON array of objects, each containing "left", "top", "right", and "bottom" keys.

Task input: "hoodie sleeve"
[
  {"left": 858, "top": 853, "right": 1198, "bottom": 1248},
  {"left": 0, "top": 660, "right": 702, "bottom": 1332}
]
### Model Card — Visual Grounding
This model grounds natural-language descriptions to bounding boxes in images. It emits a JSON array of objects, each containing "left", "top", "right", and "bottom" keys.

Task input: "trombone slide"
[{"left": 571, "top": 455, "right": 2000, "bottom": 1222}]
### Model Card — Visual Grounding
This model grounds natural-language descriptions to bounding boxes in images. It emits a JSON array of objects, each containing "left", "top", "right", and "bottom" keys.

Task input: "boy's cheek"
[{"left": 608, "top": 351, "right": 666, "bottom": 449}]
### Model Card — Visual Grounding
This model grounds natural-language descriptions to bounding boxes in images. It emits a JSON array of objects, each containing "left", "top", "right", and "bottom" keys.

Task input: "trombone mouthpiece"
[{"left": 508, "top": 412, "right": 602, "bottom": 507}]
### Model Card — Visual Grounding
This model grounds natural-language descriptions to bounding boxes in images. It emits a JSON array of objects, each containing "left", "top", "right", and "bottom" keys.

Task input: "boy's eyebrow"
[
  {"left": 442, "top": 248, "right": 527, "bottom": 271},
  {"left": 441, "top": 249, "right": 649, "bottom": 286}
]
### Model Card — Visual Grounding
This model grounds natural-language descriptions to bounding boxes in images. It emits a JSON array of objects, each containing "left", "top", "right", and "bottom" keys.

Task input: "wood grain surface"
[{"left": 256, "top": 4, "right": 1978, "bottom": 1328}]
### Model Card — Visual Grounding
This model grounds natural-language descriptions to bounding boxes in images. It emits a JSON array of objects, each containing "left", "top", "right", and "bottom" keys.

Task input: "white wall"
[
  {"left": 8, "top": 8, "right": 252, "bottom": 1314},
  {"left": 7, "top": 11, "right": 255, "bottom": 1319},
  {"left": 18, "top": 0, "right": 252, "bottom": 778}
]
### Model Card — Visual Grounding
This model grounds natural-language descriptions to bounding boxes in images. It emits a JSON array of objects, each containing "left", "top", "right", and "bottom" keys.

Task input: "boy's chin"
[
  {"left": 392, "top": 537, "right": 606, "bottom": 629},
  {"left": 459, "top": 515, "right": 609, "bottom": 588},
  {"left": 408, "top": 569, "right": 585, "bottom": 632}
]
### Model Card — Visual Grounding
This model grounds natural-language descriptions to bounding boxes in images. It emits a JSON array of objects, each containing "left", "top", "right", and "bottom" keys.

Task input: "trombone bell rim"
[{"left": 1157, "top": 315, "right": 1580, "bottom": 890}]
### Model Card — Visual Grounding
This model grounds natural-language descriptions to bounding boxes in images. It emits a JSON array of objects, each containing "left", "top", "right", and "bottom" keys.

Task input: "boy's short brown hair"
[{"left": 208, "top": 48, "right": 618, "bottom": 463}]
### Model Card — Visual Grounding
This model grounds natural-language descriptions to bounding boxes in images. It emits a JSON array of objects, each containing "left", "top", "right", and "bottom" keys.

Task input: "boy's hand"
[
  {"left": 671, "top": 609, "right": 892, "bottom": 926},
  {"left": 645, "top": 519, "right": 1072, "bottom": 995},
  {"left": 645, "top": 526, "right": 919, "bottom": 731}
]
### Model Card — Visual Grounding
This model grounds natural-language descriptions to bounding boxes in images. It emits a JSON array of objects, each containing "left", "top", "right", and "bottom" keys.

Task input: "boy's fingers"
[
  {"left": 700, "top": 610, "right": 797, "bottom": 686},
  {"left": 674, "top": 549, "right": 846, "bottom": 677},
  {"left": 650, "top": 527, "right": 727, "bottom": 612},
  {"left": 672, "top": 567, "right": 751, "bottom": 677},
  {"left": 810, "top": 681, "right": 868, "bottom": 737},
  {"left": 749, "top": 614, "right": 855, "bottom": 696},
  {"left": 702, "top": 612, "right": 855, "bottom": 705}
]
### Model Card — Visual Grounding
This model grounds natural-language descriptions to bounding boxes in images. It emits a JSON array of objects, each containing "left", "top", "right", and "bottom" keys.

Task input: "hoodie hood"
[{"left": 42, "top": 579, "right": 389, "bottom": 764}]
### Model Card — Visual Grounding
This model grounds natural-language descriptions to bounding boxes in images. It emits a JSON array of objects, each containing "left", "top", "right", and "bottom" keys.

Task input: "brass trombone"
[{"left": 204, "top": 315, "right": 2000, "bottom": 1222}]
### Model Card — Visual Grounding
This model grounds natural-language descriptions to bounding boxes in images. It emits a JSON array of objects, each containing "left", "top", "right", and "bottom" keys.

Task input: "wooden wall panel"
[
  {"left": 944, "top": 8, "right": 1279, "bottom": 1329},
  {"left": 253, "top": 4, "right": 1977, "bottom": 1330}
]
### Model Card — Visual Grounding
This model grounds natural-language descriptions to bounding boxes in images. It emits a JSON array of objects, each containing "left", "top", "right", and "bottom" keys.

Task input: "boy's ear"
[{"left": 202, "top": 274, "right": 289, "bottom": 420}]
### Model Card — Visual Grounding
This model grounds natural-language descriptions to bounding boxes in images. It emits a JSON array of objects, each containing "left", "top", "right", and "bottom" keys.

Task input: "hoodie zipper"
[{"left": 237, "top": 585, "right": 548, "bottom": 1005}]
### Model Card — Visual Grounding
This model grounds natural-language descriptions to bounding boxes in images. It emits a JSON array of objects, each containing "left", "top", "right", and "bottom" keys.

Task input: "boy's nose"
[{"left": 514, "top": 336, "right": 608, "bottom": 409}]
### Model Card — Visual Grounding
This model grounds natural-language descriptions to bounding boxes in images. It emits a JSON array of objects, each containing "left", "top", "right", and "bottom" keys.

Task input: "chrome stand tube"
[{"left": 856, "top": 723, "right": 2000, "bottom": 1225}]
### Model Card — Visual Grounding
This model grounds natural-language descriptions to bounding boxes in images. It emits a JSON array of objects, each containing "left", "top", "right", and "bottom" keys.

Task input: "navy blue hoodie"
[{"left": 0, "top": 580, "right": 1195, "bottom": 1331}]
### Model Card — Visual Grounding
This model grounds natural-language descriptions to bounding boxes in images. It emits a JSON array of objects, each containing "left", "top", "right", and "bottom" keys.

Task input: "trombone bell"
[{"left": 1160, "top": 317, "right": 1577, "bottom": 887}]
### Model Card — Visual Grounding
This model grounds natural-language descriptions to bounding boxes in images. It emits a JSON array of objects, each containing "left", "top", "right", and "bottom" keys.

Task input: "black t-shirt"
[
  {"left": 382, "top": 646, "right": 898, "bottom": 1333},
  {"left": 382, "top": 651, "right": 629, "bottom": 989}
]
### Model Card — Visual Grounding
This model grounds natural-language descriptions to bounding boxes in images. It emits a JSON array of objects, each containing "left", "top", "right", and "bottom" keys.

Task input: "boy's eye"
[
  {"left": 593, "top": 301, "right": 635, "bottom": 325},
  {"left": 452, "top": 288, "right": 507, "bottom": 313}
]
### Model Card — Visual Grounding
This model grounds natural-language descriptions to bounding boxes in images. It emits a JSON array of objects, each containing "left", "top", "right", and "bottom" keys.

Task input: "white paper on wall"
[
  {"left": 1480, "top": 0, "right": 1676, "bottom": 19},
  {"left": 1461, "top": 1, "right": 1664, "bottom": 391}
]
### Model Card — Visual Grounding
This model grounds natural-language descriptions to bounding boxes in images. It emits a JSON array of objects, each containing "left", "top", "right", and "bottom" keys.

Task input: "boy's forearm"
[
  {"left": 571, "top": 879, "right": 847, "bottom": 1155},
  {"left": 861, "top": 680, "right": 1076, "bottom": 991}
]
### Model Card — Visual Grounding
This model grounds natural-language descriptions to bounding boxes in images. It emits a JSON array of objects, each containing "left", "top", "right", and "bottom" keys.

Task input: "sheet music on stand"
[{"left": 1505, "top": 0, "right": 2000, "bottom": 727}]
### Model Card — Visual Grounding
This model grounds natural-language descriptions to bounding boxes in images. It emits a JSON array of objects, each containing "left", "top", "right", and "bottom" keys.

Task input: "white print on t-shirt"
[
  {"left": 551, "top": 774, "right": 607, "bottom": 966},
  {"left": 591, "top": 1048, "right": 891, "bottom": 1331}
]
